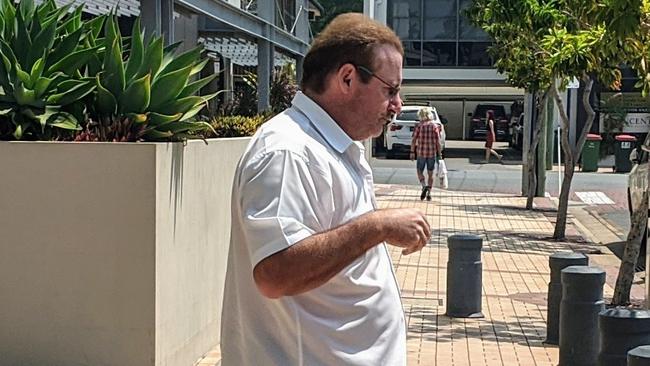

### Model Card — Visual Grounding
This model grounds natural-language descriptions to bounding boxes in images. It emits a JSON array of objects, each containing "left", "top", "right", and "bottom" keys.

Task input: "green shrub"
[
  {"left": 77, "top": 15, "right": 217, "bottom": 142},
  {"left": 208, "top": 115, "right": 268, "bottom": 137},
  {"left": 0, "top": 0, "right": 100, "bottom": 140}
]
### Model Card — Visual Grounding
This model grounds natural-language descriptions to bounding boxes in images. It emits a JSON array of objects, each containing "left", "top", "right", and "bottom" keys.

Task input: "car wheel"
[{"left": 386, "top": 149, "right": 395, "bottom": 159}]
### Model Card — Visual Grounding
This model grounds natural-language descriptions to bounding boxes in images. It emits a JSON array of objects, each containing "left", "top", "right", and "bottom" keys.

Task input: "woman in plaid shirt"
[{"left": 410, "top": 107, "right": 442, "bottom": 201}]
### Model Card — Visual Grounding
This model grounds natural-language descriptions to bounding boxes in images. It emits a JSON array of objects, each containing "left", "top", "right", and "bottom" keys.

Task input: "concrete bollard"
[
  {"left": 446, "top": 234, "right": 483, "bottom": 318},
  {"left": 628, "top": 345, "right": 650, "bottom": 366},
  {"left": 545, "top": 252, "right": 589, "bottom": 345},
  {"left": 599, "top": 308, "right": 650, "bottom": 366},
  {"left": 559, "top": 265, "right": 606, "bottom": 366}
]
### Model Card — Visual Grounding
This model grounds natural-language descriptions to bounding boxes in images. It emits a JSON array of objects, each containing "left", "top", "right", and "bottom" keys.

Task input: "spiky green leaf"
[
  {"left": 124, "top": 18, "right": 143, "bottom": 80},
  {"left": 95, "top": 75, "right": 117, "bottom": 116},
  {"left": 30, "top": 57, "right": 46, "bottom": 84},
  {"left": 141, "top": 128, "right": 174, "bottom": 140},
  {"left": 33, "top": 76, "right": 53, "bottom": 98},
  {"left": 136, "top": 36, "right": 162, "bottom": 79},
  {"left": 47, "top": 47, "right": 99, "bottom": 75},
  {"left": 48, "top": 27, "right": 83, "bottom": 66},
  {"left": 102, "top": 37, "right": 125, "bottom": 97},
  {"left": 148, "top": 112, "right": 182, "bottom": 126},
  {"left": 14, "top": 83, "right": 39, "bottom": 106},
  {"left": 179, "top": 100, "right": 208, "bottom": 121},
  {"left": 156, "top": 95, "right": 202, "bottom": 115},
  {"left": 189, "top": 58, "right": 209, "bottom": 77},
  {"left": 47, "top": 80, "right": 94, "bottom": 105},
  {"left": 47, "top": 112, "right": 80, "bottom": 130},
  {"left": 27, "top": 17, "right": 55, "bottom": 68},
  {"left": 13, "top": 10, "right": 31, "bottom": 66},
  {"left": 159, "top": 45, "right": 202, "bottom": 76},
  {"left": 149, "top": 64, "right": 192, "bottom": 109},
  {"left": 119, "top": 74, "right": 150, "bottom": 114},
  {"left": 177, "top": 73, "right": 217, "bottom": 98}
]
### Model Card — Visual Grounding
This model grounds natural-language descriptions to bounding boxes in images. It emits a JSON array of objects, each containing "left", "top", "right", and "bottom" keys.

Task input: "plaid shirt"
[{"left": 411, "top": 122, "right": 441, "bottom": 158}]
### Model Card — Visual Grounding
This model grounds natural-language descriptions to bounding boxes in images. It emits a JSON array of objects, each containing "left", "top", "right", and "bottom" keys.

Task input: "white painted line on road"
[{"left": 575, "top": 191, "right": 615, "bottom": 205}]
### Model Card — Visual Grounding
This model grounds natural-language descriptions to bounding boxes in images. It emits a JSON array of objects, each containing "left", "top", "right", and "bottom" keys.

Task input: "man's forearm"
[{"left": 253, "top": 211, "right": 386, "bottom": 298}]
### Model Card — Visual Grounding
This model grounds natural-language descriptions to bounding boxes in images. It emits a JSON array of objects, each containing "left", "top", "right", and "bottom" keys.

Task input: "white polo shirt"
[{"left": 220, "top": 92, "right": 405, "bottom": 366}]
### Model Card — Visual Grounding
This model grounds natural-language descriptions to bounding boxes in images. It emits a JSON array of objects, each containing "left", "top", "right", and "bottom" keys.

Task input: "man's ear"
[{"left": 335, "top": 63, "right": 356, "bottom": 94}]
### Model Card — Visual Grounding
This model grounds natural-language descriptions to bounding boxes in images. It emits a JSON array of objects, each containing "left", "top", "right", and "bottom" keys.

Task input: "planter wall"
[{"left": 0, "top": 137, "right": 251, "bottom": 366}]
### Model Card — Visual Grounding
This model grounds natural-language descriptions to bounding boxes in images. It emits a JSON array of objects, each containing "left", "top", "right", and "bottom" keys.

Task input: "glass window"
[
  {"left": 458, "top": 0, "right": 490, "bottom": 40},
  {"left": 397, "top": 110, "right": 420, "bottom": 121},
  {"left": 403, "top": 41, "right": 422, "bottom": 67},
  {"left": 459, "top": 42, "right": 492, "bottom": 67},
  {"left": 423, "top": 0, "right": 456, "bottom": 40},
  {"left": 422, "top": 42, "right": 456, "bottom": 66},
  {"left": 387, "top": 0, "right": 421, "bottom": 40}
]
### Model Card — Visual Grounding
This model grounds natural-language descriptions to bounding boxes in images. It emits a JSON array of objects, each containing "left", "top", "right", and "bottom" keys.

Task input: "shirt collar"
[{"left": 291, "top": 91, "right": 354, "bottom": 154}]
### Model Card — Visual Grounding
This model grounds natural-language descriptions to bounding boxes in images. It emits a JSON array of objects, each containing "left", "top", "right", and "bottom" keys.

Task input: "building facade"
[{"left": 364, "top": 0, "right": 524, "bottom": 144}]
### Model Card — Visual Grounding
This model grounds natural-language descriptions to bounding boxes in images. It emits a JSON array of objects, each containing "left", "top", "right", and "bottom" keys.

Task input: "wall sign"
[
  {"left": 600, "top": 113, "right": 650, "bottom": 133},
  {"left": 623, "top": 113, "right": 650, "bottom": 133}
]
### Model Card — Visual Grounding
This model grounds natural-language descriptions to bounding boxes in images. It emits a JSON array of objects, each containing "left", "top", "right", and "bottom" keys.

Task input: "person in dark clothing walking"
[{"left": 484, "top": 110, "right": 503, "bottom": 163}]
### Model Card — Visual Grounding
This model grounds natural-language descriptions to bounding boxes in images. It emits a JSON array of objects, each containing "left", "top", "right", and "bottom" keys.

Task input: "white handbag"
[{"left": 436, "top": 159, "right": 449, "bottom": 189}]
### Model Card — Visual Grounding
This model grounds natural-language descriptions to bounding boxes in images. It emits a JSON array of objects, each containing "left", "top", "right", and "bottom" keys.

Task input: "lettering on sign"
[
  {"left": 600, "top": 113, "right": 650, "bottom": 133},
  {"left": 624, "top": 113, "right": 650, "bottom": 133}
]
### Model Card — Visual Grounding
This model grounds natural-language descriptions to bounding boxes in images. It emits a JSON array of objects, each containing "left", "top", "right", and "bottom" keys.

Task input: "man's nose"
[{"left": 390, "top": 93, "right": 403, "bottom": 115}]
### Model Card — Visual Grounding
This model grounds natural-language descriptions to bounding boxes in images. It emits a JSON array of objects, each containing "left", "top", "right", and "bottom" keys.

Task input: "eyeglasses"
[{"left": 355, "top": 65, "right": 401, "bottom": 100}]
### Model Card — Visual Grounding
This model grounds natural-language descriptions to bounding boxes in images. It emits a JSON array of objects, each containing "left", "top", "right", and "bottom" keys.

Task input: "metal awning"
[
  {"left": 188, "top": 0, "right": 309, "bottom": 57},
  {"left": 402, "top": 85, "right": 524, "bottom": 101},
  {"left": 200, "top": 35, "right": 295, "bottom": 67},
  {"left": 49, "top": 0, "right": 139, "bottom": 17}
]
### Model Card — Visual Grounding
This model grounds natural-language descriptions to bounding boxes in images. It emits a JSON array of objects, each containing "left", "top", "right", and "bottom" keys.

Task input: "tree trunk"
[
  {"left": 526, "top": 90, "right": 550, "bottom": 209},
  {"left": 613, "top": 189, "right": 649, "bottom": 305},
  {"left": 551, "top": 76, "right": 596, "bottom": 240}
]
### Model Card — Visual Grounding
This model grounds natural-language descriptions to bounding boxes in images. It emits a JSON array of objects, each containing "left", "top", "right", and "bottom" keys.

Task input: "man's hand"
[
  {"left": 409, "top": 151, "right": 415, "bottom": 161},
  {"left": 374, "top": 208, "right": 431, "bottom": 255}
]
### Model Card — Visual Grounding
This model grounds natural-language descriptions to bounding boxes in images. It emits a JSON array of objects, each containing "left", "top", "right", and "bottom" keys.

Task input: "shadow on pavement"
[
  {"left": 605, "top": 241, "right": 645, "bottom": 272},
  {"left": 405, "top": 304, "right": 548, "bottom": 347}
]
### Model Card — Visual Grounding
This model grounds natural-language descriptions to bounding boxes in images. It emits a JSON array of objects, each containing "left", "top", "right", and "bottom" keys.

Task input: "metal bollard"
[
  {"left": 446, "top": 234, "right": 483, "bottom": 318},
  {"left": 599, "top": 309, "right": 650, "bottom": 366},
  {"left": 628, "top": 345, "right": 650, "bottom": 366},
  {"left": 559, "top": 265, "right": 606, "bottom": 366},
  {"left": 545, "top": 252, "right": 589, "bottom": 345}
]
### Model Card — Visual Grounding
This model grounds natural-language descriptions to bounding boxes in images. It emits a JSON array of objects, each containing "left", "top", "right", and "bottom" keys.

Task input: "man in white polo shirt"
[{"left": 221, "top": 13, "right": 431, "bottom": 366}]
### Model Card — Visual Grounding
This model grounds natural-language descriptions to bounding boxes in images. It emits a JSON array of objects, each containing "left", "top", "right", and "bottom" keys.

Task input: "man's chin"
[{"left": 370, "top": 125, "right": 384, "bottom": 139}]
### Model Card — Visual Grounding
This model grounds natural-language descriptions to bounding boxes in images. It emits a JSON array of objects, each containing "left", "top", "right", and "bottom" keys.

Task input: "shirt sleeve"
[{"left": 237, "top": 149, "right": 328, "bottom": 267}]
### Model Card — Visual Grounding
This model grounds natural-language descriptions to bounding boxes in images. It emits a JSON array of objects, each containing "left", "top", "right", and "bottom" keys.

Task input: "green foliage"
[
  {"left": 79, "top": 16, "right": 217, "bottom": 142},
  {"left": 270, "top": 63, "right": 298, "bottom": 114},
  {"left": 466, "top": 0, "right": 645, "bottom": 92},
  {"left": 310, "top": 0, "right": 363, "bottom": 36},
  {"left": 207, "top": 114, "right": 268, "bottom": 137},
  {"left": 217, "top": 64, "right": 298, "bottom": 117},
  {"left": 0, "top": 0, "right": 98, "bottom": 140}
]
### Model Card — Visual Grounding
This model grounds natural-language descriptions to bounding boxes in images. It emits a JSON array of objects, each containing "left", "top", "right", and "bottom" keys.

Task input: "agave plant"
[
  {"left": 79, "top": 15, "right": 217, "bottom": 142},
  {"left": 0, "top": 0, "right": 101, "bottom": 140}
]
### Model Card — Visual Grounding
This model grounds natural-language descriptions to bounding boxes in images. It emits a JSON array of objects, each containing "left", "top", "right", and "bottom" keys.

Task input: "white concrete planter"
[{"left": 0, "top": 137, "right": 250, "bottom": 366}]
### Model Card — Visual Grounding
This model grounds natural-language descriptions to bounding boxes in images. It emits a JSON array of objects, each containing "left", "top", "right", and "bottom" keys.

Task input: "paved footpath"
[{"left": 196, "top": 184, "right": 645, "bottom": 366}]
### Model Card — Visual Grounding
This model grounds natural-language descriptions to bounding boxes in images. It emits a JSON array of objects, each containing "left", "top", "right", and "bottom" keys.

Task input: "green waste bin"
[
  {"left": 581, "top": 134, "right": 602, "bottom": 172},
  {"left": 614, "top": 134, "right": 637, "bottom": 173}
]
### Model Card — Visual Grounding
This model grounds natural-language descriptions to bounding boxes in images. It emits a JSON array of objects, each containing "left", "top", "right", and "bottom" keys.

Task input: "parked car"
[
  {"left": 469, "top": 104, "right": 509, "bottom": 141},
  {"left": 627, "top": 136, "right": 650, "bottom": 251},
  {"left": 509, "top": 113, "right": 524, "bottom": 150},
  {"left": 384, "top": 106, "right": 446, "bottom": 158}
]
